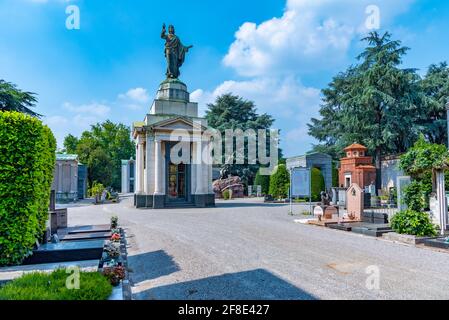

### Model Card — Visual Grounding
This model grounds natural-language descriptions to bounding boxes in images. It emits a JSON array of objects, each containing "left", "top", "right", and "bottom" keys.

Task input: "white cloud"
[
  {"left": 118, "top": 87, "right": 149, "bottom": 104},
  {"left": 118, "top": 87, "right": 149, "bottom": 110},
  {"left": 63, "top": 101, "right": 111, "bottom": 117},
  {"left": 223, "top": 0, "right": 415, "bottom": 76}
]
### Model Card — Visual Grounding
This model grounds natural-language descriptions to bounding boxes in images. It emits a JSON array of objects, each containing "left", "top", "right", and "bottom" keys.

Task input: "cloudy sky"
[{"left": 1, "top": 0, "right": 448, "bottom": 156}]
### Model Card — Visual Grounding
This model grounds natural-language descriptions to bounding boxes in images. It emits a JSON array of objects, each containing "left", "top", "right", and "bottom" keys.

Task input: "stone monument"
[
  {"left": 344, "top": 183, "right": 364, "bottom": 221},
  {"left": 132, "top": 24, "right": 215, "bottom": 209}
]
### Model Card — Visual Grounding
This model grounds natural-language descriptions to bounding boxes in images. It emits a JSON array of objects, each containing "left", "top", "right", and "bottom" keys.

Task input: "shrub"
[
  {"left": 391, "top": 209, "right": 437, "bottom": 237},
  {"left": 403, "top": 181, "right": 426, "bottom": 211},
  {"left": 269, "top": 164, "right": 290, "bottom": 199},
  {"left": 0, "top": 111, "right": 56, "bottom": 266},
  {"left": 254, "top": 169, "right": 270, "bottom": 195},
  {"left": 222, "top": 189, "right": 231, "bottom": 200},
  {"left": 0, "top": 269, "right": 112, "bottom": 300},
  {"left": 311, "top": 168, "right": 325, "bottom": 202}
]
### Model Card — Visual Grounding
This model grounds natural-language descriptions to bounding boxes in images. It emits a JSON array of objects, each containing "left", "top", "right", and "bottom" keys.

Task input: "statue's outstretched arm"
[{"left": 161, "top": 23, "right": 167, "bottom": 39}]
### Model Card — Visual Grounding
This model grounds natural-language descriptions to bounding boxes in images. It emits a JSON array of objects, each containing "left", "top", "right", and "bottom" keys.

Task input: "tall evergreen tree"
[
  {"left": 205, "top": 93, "right": 278, "bottom": 185},
  {"left": 418, "top": 62, "right": 449, "bottom": 145},
  {"left": 309, "top": 31, "right": 422, "bottom": 190},
  {"left": 0, "top": 80, "right": 41, "bottom": 117}
]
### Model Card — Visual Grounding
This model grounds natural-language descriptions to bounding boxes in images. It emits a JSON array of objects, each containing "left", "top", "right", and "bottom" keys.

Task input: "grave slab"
[
  {"left": 22, "top": 240, "right": 105, "bottom": 265},
  {"left": 65, "top": 224, "right": 111, "bottom": 234},
  {"left": 58, "top": 231, "right": 112, "bottom": 241}
]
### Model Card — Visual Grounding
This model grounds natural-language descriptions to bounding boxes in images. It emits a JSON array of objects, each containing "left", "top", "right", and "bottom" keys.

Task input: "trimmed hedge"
[
  {"left": 254, "top": 168, "right": 270, "bottom": 195},
  {"left": 0, "top": 111, "right": 56, "bottom": 266},
  {"left": 0, "top": 269, "right": 112, "bottom": 300},
  {"left": 311, "top": 168, "right": 325, "bottom": 202},
  {"left": 269, "top": 164, "right": 290, "bottom": 199}
]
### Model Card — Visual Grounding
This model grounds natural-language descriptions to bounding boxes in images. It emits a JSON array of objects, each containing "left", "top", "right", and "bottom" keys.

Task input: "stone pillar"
[
  {"left": 436, "top": 170, "right": 448, "bottom": 235},
  {"left": 57, "top": 163, "right": 63, "bottom": 193},
  {"left": 195, "top": 141, "right": 204, "bottom": 194},
  {"left": 145, "top": 137, "right": 153, "bottom": 194},
  {"left": 136, "top": 138, "right": 145, "bottom": 194},
  {"left": 154, "top": 139, "right": 163, "bottom": 195}
]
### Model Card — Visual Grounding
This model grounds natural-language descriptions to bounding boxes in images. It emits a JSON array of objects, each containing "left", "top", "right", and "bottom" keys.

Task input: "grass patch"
[{"left": 0, "top": 269, "right": 112, "bottom": 300}]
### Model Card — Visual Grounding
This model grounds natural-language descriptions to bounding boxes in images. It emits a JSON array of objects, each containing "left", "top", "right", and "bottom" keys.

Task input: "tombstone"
[
  {"left": 429, "top": 195, "right": 439, "bottom": 225},
  {"left": 331, "top": 188, "right": 338, "bottom": 205},
  {"left": 337, "top": 188, "right": 347, "bottom": 207},
  {"left": 345, "top": 183, "right": 364, "bottom": 221},
  {"left": 396, "top": 176, "right": 411, "bottom": 211},
  {"left": 248, "top": 185, "right": 253, "bottom": 197},
  {"left": 256, "top": 185, "right": 262, "bottom": 197}
]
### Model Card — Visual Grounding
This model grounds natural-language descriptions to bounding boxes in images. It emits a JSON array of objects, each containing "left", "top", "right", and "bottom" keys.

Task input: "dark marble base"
[
  {"left": 424, "top": 238, "right": 449, "bottom": 249},
  {"left": 66, "top": 224, "right": 111, "bottom": 234},
  {"left": 328, "top": 224, "right": 352, "bottom": 231},
  {"left": 59, "top": 231, "right": 112, "bottom": 241},
  {"left": 22, "top": 240, "right": 105, "bottom": 265},
  {"left": 134, "top": 193, "right": 215, "bottom": 208},
  {"left": 362, "top": 212, "right": 389, "bottom": 224}
]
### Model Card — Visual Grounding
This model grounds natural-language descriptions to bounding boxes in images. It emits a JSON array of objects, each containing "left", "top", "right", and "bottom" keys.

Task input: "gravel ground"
[{"left": 66, "top": 195, "right": 449, "bottom": 300}]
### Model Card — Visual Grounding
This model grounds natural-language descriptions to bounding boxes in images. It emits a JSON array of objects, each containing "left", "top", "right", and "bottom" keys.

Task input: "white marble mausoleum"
[{"left": 132, "top": 78, "right": 215, "bottom": 208}]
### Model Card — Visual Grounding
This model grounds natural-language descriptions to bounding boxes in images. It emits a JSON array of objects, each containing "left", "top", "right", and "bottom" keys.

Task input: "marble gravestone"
[{"left": 345, "top": 183, "right": 364, "bottom": 221}]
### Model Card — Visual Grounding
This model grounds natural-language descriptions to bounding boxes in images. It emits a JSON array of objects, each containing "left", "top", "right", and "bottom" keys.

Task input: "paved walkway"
[{"left": 66, "top": 195, "right": 449, "bottom": 300}]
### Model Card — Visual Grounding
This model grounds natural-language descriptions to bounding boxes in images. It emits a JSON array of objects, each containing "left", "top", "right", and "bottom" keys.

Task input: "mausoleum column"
[
  {"left": 195, "top": 140, "right": 204, "bottom": 194},
  {"left": 154, "top": 139, "right": 163, "bottom": 195},
  {"left": 136, "top": 138, "right": 145, "bottom": 194}
]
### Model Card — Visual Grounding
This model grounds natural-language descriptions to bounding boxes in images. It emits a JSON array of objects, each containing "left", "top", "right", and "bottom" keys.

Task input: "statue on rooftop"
[{"left": 161, "top": 23, "right": 193, "bottom": 79}]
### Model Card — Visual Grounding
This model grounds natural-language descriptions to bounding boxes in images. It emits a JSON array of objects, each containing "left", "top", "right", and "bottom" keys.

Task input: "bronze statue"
[{"left": 161, "top": 24, "right": 193, "bottom": 79}]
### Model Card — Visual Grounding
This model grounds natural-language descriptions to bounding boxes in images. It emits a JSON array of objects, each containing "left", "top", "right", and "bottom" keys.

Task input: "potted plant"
[
  {"left": 111, "top": 215, "right": 118, "bottom": 229},
  {"left": 104, "top": 241, "right": 121, "bottom": 261},
  {"left": 103, "top": 265, "right": 126, "bottom": 286},
  {"left": 110, "top": 233, "right": 121, "bottom": 242}
]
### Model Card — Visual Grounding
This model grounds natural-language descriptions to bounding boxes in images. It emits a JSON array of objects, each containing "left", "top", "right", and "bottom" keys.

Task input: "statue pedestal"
[
  {"left": 149, "top": 79, "right": 198, "bottom": 117},
  {"left": 313, "top": 205, "right": 339, "bottom": 221}
]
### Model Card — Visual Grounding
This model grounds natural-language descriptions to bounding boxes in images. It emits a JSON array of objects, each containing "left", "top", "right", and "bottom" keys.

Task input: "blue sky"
[{"left": 1, "top": 0, "right": 448, "bottom": 157}]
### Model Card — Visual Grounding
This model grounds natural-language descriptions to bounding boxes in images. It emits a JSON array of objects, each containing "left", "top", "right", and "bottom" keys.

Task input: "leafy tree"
[
  {"left": 308, "top": 32, "right": 423, "bottom": 190},
  {"left": 63, "top": 134, "right": 79, "bottom": 154},
  {"left": 399, "top": 134, "right": 449, "bottom": 210},
  {"left": 0, "top": 80, "right": 41, "bottom": 117},
  {"left": 205, "top": 93, "right": 277, "bottom": 185},
  {"left": 269, "top": 164, "right": 289, "bottom": 199},
  {"left": 65, "top": 120, "right": 135, "bottom": 190},
  {"left": 418, "top": 62, "right": 449, "bottom": 145}
]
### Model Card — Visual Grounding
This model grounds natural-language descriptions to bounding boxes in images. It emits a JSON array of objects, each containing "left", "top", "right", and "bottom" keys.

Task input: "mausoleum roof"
[
  {"left": 344, "top": 143, "right": 368, "bottom": 151},
  {"left": 56, "top": 154, "right": 78, "bottom": 161}
]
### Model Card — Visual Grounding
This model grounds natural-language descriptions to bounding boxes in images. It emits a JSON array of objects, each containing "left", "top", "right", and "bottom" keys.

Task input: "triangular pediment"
[{"left": 151, "top": 117, "right": 206, "bottom": 132}]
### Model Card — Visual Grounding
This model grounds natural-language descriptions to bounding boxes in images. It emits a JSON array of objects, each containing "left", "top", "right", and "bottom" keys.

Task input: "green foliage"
[
  {"left": 0, "top": 111, "right": 56, "bottom": 266},
  {"left": 254, "top": 168, "right": 270, "bottom": 195},
  {"left": 0, "top": 80, "right": 41, "bottom": 117},
  {"left": 0, "top": 269, "right": 112, "bottom": 300},
  {"left": 402, "top": 181, "right": 427, "bottom": 212},
  {"left": 63, "top": 134, "right": 79, "bottom": 154},
  {"left": 65, "top": 120, "right": 135, "bottom": 190},
  {"left": 399, "top": 134, "right": 449, "bottom": 178},
  {"left": 269, "top": 164, "right": 290, "bottom": 199},
  {"left": 311, "top": 168, "right": 325, "bottom": 201},
  {"left": 308, "top": 31, "right": 423, "bottom": 162},
  {"left": 419, "top": 62, "right": 449, "bottom": 145},
  {"left": 205, "top": 94, "right": 277, "bottom": 184},
  {"left": 89, "top": 181, "right": 105, "bottom": 198},
  {"left": 391, "top": 209, "right": 437, "bottom": 237},
  {"left": 222, "top": 189, "right": 231, "bottom": 200}
]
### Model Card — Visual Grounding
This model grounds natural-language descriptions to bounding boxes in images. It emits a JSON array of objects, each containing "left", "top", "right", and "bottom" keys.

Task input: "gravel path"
[{"left": 67, "top": 195, "right": 449, "bottom": 300}]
